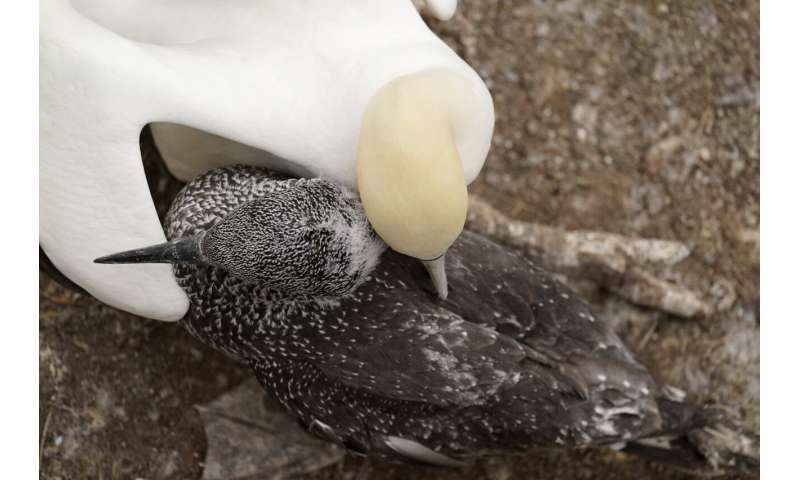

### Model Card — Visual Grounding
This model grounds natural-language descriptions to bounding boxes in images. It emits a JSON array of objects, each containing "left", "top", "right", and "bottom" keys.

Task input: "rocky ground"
[{"left": 40, "top": 1, "right": 759, "bottom": 478}]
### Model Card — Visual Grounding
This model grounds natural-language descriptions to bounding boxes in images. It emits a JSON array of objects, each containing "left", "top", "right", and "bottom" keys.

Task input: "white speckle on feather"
[{"left": 596, "top": 421, "right": 617, "bottom": 436}]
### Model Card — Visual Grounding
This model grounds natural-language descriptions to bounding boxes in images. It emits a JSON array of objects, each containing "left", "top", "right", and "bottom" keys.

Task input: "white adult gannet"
[{"left": 40, "top": 0, "right": 494, "bottom": 321}]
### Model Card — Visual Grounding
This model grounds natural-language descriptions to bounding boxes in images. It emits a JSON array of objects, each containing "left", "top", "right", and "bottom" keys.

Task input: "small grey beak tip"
[
  {"left": 93, "top": 250, "right": 149, "bottom": 265},
  {"left": 94, "top": 252, "right": 133, "bottom": 264},
  {"left": 421, "top": 254, "right": 448, "bottom": 300}
]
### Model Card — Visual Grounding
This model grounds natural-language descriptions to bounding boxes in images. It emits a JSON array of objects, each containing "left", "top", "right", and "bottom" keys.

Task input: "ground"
[{"left": 40, "top": 1, "right": 759, "bottom": 478}]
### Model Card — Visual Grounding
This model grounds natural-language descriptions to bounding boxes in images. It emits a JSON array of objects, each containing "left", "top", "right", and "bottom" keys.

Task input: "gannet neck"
[{"left": 357, "top": 70, "right": 469, "bottom": 260}]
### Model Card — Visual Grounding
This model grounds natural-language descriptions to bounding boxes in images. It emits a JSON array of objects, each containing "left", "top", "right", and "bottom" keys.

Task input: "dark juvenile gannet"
[{"left": 96, "top": 166, "right": 757, "bottom": 471}]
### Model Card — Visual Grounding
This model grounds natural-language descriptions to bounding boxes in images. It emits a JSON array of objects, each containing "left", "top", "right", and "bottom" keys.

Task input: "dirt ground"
[{"left": 39, "top": 1, "right": 759, "bottom": 478}]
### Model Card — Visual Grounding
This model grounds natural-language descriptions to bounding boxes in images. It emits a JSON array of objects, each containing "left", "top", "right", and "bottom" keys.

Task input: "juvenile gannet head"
[
  {"left": 358, "top": 71, "right": 471, "bottom": 300},
  {"left": 96, "top": 178, "right": 386, "bottom": 298}
]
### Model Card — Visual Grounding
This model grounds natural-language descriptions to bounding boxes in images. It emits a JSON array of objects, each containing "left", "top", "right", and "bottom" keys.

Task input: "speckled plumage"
[{"left": 163, "top": 166, "right": 756, "bottom": 469}]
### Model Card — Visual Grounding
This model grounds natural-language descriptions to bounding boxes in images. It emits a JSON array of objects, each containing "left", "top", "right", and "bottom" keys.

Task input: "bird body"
[
  {"left": 41, "top": 0, "right": 493, "bottom": 320},
  {"left": 98, "top": 165, "right": 757, "bottom": 470}
]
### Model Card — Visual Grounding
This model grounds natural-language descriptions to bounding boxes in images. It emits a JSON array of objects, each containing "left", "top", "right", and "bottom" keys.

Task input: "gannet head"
[
  {"left": 358, "top": 70, "right": 472, "bottom": 299},
  {"left": 96, "top": 176, "right": 386, "bottom": 298}
]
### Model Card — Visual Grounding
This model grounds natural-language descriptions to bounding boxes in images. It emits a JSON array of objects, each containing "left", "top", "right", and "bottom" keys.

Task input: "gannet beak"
[
  {"left": 421, "top": 254, "right": 448, "bottom": 300},
  {"left": 423, "top": 0, "right": 458, "bottom": 21},
  {"left": 94, "top": 236, "right": 203, "bottom": 265}
]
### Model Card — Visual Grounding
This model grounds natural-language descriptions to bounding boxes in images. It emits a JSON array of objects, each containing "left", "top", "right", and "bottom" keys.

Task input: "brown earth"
[{"left": 40, "top": 1, "right": 759, "bottom": 478}]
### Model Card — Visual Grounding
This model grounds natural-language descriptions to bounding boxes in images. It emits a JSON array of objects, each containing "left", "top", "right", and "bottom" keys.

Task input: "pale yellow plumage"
[{"left": 357, "top": 70, "right": 469, "bottom": 266}]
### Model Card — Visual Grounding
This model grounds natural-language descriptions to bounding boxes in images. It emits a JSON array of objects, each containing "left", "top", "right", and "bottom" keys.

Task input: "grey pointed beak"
[
  {"left": 94, "top": 236, "right": 203, "bottom": 265},
  {"left": 421, "top": 253, "right": 448, "bottom": 300}
]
